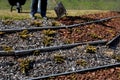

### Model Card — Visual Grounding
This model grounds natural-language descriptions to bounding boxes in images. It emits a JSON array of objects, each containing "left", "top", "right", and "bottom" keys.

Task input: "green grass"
[
  {"left": 50, "top": 0, "right": 120, "bottom": 11},
  {"left": 0, "top": 10, "right": 108, "bottom": 20},
  {"left": 0, "top": 0, "right": 120, "bottom": 10},
  {"left": 0, "top": 0, "right": 119, "bottom": 20}
]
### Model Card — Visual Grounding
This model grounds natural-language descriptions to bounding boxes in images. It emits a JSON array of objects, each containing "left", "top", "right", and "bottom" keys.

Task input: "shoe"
[
  {"left": 30, "top": 14, "right": 36, "bottom": 20},
  {"left": 43, "top": 17, "right": 48, "bottom": 20}
]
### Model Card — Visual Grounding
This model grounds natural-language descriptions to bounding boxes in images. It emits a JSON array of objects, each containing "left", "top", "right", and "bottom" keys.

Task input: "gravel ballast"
[{"left": 0, "top": 11, "right": 120, "bottom": 80}]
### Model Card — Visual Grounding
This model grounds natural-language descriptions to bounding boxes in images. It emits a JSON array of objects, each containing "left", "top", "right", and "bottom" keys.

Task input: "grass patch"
[
  {"left": 0, "top": 10, "right": 30, "bottom": 20},
  {"left": 0, "top": 0, "right": 120, "bottom": 10},
  {"left": 0, "top": 10, "right": 108, "bottom": 20}
]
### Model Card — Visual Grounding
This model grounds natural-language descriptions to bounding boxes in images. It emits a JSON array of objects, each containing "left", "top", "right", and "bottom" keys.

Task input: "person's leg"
[
  {"left": 40, "top": 0, "right": 47, "bottom": 18},
  {"left": 30, "top": 0, "right": 38, "bottom": 16},
  {"left": 37, "top": 0, "right": 41, "bottom": 13}
]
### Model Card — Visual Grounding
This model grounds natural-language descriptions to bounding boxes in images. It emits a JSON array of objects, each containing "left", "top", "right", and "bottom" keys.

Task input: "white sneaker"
[
  {"left": 30, "top": 14, "right": 35, "bottom": 20},
  {"left": 43, "top": 17, "right": 47, "bottom": 20}
]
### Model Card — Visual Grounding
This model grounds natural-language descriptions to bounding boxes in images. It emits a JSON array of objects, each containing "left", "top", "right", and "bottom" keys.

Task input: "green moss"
[
  {"left": 86, "top": 45, "right": 96, "bottom": 53},
  {"left": 112, "top": 54, "right": 120, "bottom": 61},
  {"left": 30, "top": 20, "right": 42, "bottom": 27},
  {"left": 64, "top": 39, "right": 73, "bottom": 44},
  {"left": 19, "top": 30, "right": 32, "bottom": 39},
  {"left": 2, "top": 45, "right": 13, "bottom": 52},
  {"left": 54, "top": 54, "right": 65, "bottom": 64},
  {"left": 69, "top": 73, "right": 77, "bottom": 80},
  {"left": 89, "top": 33, "right": 102, "bottom": 39},
  {"left": 51, "top": 21, "right": 61, "bottom": 26},
  {"left": 18, "top": 58, "right": 34, "bottom": 74},
  {"left": 42, "top": 29, "right": 56, "bottom": 36},
  {"left": 42, "top": 29, "right": 56, "bottom": 46},
  {"left": 76, "top": 59, "right": 87, "bottom": 67},
  {"left": 43, "top": 36, "right": 53, "bottom": 46}
]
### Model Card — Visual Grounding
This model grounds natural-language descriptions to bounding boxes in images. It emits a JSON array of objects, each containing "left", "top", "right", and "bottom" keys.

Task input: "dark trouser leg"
[
  {"left": 30, "top": 0, "right": 38, "bottom": 15},
  {"left": 41, "top": 0, "right": 47, "bottom": 17}
]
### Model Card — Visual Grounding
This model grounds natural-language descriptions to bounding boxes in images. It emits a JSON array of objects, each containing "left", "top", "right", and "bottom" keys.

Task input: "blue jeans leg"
[
  {"left": 30, "top": 0, "right": 38, "bottom": 15},
  {"left": 41, "top": 0, "right": 47, "bottom": 17}
]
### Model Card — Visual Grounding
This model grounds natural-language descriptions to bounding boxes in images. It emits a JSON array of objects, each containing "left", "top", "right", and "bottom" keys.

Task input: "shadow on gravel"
[{"left": 109, "top": 36, "right": 120, "bottom": 49}]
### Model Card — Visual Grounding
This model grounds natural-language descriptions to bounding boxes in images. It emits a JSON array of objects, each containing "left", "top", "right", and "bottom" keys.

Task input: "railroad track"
[
  {"left": 0, "top": 16, "right": 119, "bottom": 56},
  {"left": 27, "top": 33, "right": 120, "bottom": 80},
  {"left": 29, "top": 63, "right": 120, "bottom": 80},
  {"left": 0, "top": 39, "right": 107, "bottom": 56},
  {"left": 0, "top": 14, "right": 120, "bottom": 80},
  {"left": 0, "top": 16, "right": 119, "bottom": 33}
]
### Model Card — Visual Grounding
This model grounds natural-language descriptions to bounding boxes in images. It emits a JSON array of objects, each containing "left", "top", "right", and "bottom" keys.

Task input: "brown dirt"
[
  {"left": 49, "top": 67, "right": 120, "bottom": 80},
  {"left": 57, "top": 11, "right": 120, "bottom": 43}
]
